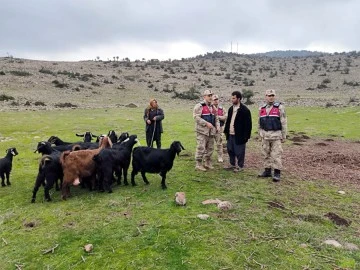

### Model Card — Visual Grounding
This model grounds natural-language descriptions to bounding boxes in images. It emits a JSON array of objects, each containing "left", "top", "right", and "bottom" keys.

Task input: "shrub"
[
  {"left": 34, "top": 101, "right": 46, "bottom": 106},
  {"left": 0, "top": 71, "right": 5, "bottom": 75},
  {"left": 10, "top": 70, "right": 32, "bottom": 76},
  {"left": 54, "top": 102, "right": 78, "bottom": 108},
  {"left": 242, "top": 89, "right": 254, "bottom": 105},
  {"left": 0, "top": 94, "right": 15, "bottom": 101},
  {"left": 173, "top": 86, "right": 200, "bottom": 100},
  {"left": 91, "top": 82, "right": 100, "bottom": 87},
  {"left": 52, "top": 80, "right": 69, "bottom": 88},
  {"left": 39, "top": 67, "right": 54, "bottom": 75},
  {"left": 322, "top": 78, "right": 331, "bottom": 84}
]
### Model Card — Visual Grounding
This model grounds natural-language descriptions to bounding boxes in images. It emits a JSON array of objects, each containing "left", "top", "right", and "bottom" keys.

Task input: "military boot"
[
  {"left": 273, "top": 169, "right": 281, "bottom": 182},
  {"left": 258, "top": 168, "right": 272, "bottom": 177},
  {"left": 195, "top": 160, "right": 207, "bottom": 171},
  {"left": 204, "top": 159, "right": 214, "bottom": 170}
]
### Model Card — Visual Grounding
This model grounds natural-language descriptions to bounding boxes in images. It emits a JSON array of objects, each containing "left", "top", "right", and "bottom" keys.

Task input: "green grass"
[{"left": 0, "top": 107, "right": 359, "bottom": 269}]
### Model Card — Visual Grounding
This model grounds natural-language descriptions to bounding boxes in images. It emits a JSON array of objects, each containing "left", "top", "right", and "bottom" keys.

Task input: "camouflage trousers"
[
  {"left": 195, "top": 133, "right": 215, "bottom": 162},
  {"left": 261, "top": 139, "right": 283, "bottom": 170},
  {"left": 214, "top": 127, "right": 224, "bottom": 159}
]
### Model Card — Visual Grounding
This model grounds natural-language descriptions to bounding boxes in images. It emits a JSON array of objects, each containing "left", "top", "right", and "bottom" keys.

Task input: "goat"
[
  {"left": 93, "top": 135, "right": 138, "bottom": 193},
  {"left": 34, "top": 141, "right": 62, "bottom": 190},
  {"left": 131, "top": 141, "right": 184, "bottom": 189},
  {"left": 47, "top": 136, "right": 98, "bottom": 152},
  {"left": 32, "top": 141, "right": 63, "bottom": 202},
  {"left": 76, "top": 131, "right": 98, "bottom": 142},
  {"left": 0, "top": 147, "right": 18, "bottom": 187},
  {"left": 60, "top": 136, "right": 112, "bottom": 200},
  {"left": 107, "top": 130, "right": 118, "bottom": 143}
]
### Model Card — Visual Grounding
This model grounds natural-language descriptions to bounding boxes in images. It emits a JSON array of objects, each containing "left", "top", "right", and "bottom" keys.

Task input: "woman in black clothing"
[{"left": 144, "top": 98, "right": 164, "bottom": 148}]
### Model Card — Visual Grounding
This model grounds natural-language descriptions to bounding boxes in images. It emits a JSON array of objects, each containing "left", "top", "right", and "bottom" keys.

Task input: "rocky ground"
[{"left": 1, "top": 52, "right": 360, "bottom": 111}]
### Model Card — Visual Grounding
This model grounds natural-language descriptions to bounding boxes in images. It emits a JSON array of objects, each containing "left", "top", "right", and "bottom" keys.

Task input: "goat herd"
[{"left": 0, "top": 130, "right": 184, "bottom": 203}]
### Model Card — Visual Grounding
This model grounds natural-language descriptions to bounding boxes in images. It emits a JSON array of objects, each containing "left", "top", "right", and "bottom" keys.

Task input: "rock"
[
  {"left": 338, "top": 190, "right": 346, "bottom": 195},
  {"left": 202, "top": 199, "right": 221, "bottom": 205},
  {"left": 175, "top": 192, "right": 186, "bottom": 206},
  {"left": 197, "top": 214, "right": 210, "bottom": 220},
  {"left": 217, "top": 201, "right": 232, "bottom": 211},
  {"left": 84, "top": 244, "right": 93, "bottom": 252},
  {"left": 299, "top": 243, "right": 308, "bottom": 248},
  {"left": 344, "top": 242, "right": 359, "bottom": 251},
  {"left": 323, "top": 239, "right": 342, "bottom": 248}
]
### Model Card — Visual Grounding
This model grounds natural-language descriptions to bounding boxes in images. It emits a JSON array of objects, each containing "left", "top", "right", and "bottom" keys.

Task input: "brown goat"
[{"left": 60, "top": 136, "right": 112, "bottom": 200}]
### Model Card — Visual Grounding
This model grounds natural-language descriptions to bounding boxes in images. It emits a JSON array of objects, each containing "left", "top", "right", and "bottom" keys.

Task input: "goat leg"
[
  {"left": 141, "top": 171, "right": 150, "bottom": 185},
  {"left": 1, "top": 174, "right": 5, "bottom": 187},
  {"left": 130, "top": 170, "right": 137, "bottom": 186},
  {"left": 123, "top": 167, "right": 129, "bottom": 186},
  {"left": 160, "top": 172, "right": 167, "bottom": 189},
  {"left": 6, "top": 172, "right": 11, "bottom": 185}
]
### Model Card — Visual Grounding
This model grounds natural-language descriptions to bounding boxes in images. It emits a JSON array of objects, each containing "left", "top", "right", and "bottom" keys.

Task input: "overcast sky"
[{"left": 1, "top": 0, "right": 358, "bottom": 61}]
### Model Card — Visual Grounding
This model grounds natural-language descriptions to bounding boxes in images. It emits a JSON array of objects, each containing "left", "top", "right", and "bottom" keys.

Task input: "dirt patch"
[
  {"left": 295, "top": 214, "right": 324, "bottom": 224},
  {"left": 267, "top": 200, "right": 285, "bottom": 210},
  {"left": 247, "top": 138, "right": 360, "bottom": 189},
  {"left": 324, "top": 212, "right": 351, "bottom": 227}
]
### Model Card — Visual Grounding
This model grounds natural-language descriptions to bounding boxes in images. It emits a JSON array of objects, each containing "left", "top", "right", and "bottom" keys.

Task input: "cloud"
[{"left": 0, "top": 0, "right": 358, "bottom": 60}]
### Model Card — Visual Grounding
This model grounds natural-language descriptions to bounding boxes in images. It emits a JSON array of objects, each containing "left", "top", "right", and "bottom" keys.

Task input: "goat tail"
[
  {"left": 72, "top": 144, "right": 81, "bottom": 151},
  {"left": 40, "top": 155, "right": 52, "bottom": 170},
  {"left": 60, "top": 151, "right": 71, "bottom": 165}
]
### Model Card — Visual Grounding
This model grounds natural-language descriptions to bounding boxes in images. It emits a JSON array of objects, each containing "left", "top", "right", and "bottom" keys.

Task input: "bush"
[
  {"left": 322, "top": 78, "right": 331, "bottom": 84},
  {"left": 242, "top": 89, "right": 254, "bottom": 105},
  {"left": 52, "top": 80, "right": 69, "bottom": 88},
  {"left": 0, "top": 94, "right": 15, "bottom": 101},
  {"left": 39, "top": 67, "right": 54, "bottom": 75},
  {"left": 0, "top": 71, "right": 5, "bottom": 75},
  {"left": 54, "top": 102, "right": 78, "bottom": 108},
  {"left": 34, "top": 101, "right": 46, "bottom": 106},
  {"left": 173, "top": 86, "right": 200, "bottom": 100},
  {"left": 10, "top": 70, "right": 32, "bottom": 76}
]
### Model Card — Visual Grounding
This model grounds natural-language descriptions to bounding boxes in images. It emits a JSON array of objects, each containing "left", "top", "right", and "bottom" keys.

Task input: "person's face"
[
  {"left": 151, "top": 100, "right": 157, "bottom": 107},
  {"left": 265, "top": 94, "right": 275, "bottom": 103},
  {"left": 204, "top": 94, "right": 213, "bottom": 103},
  {"left": 213, "top": 97, "right": 219, "bottom": 106},
  {"left": 231, "top": 95, "right": 240, "bottom": 105}
]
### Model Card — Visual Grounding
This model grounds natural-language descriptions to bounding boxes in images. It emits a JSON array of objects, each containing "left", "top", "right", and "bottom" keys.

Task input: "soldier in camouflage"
[
  {"left": 193, "top": 89, "right": 220, "bottom": 171},
  {"left": 258, "top": 89, "right": 287, "bottom": 181},
  {"left": 212, "top": 95, "right": 227, "bottom": 163}
]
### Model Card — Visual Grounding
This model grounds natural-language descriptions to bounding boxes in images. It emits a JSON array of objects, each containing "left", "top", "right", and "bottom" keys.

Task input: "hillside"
[{"left": 0, "top": 52, "right": 359, "bottom": 111}]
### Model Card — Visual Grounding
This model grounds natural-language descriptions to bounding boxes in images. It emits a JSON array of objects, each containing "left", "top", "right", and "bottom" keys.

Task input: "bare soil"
[{"left": 247, "top": 135, "right": 360, "bottom": 189}]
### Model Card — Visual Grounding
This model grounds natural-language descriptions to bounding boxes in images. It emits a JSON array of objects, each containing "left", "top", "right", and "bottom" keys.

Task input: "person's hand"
[
  {"left": 206, "top": 122, "right": 214, "bottom": 129},
  {"left": 152, "top": 117, "right": 157, "bottom": 121},
  {"left": 146, "top": 120, "right": 151, "bottom": 124}
]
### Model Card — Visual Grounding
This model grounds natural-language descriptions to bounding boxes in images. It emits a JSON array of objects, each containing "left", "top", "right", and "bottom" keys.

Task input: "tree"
[{"left": 242, "top": 89, "right": 254, "bottom": 105}]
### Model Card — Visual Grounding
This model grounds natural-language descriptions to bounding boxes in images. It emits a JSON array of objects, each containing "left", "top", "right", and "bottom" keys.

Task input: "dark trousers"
[
  {"left": 146, "top": 132, "right": 161, "bottom": 148},
  {"left": 227, "top": 135, "right": 246, "bottom": 168}
]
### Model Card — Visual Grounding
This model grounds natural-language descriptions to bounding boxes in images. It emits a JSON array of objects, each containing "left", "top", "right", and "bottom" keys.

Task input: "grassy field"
[{"left": 0, "top": 106, "right": 359, "bottom": 269}]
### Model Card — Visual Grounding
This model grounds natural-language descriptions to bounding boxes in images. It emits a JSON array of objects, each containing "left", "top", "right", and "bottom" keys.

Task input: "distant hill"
[{"left": 250, "top": 50, "right": 330, "bottom": 58}]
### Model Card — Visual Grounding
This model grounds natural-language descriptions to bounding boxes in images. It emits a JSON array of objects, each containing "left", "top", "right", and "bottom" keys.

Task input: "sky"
[{"left": 1, "top": 0, "right": 358, "bottom": 61}]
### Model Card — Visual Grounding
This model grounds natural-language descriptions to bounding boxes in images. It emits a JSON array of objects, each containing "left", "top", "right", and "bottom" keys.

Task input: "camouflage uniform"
[
  {"left": 213, "top": 104, "right": 227, "bottom": 162},
  {"left": 193, "top": 100, "right": 220, "bottom": 170},
  {"left": 258, "top": 89, "right": 287, "bottom": 181}
]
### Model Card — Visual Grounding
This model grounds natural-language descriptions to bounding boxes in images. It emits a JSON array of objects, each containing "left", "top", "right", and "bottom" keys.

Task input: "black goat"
[
  {"left": 76, "top": 131, "right": 98, "bottom": 142},
  {"left": 47, "top": 136, "right": 98, "bottom": 152},
  {"left": 32, "top": 141, "right": 63, "bottom": 202},
  {"left": 93, "top": 135, "right": 138, "bottom": 192},
  {"left": 131, "top": 141, "right": 184, "bottom": 189},
  {"left": 0, "top": 147, "right": 18, "bottom": 187},
  {"left": 48, "top": 136, "right": 72, "bottom": 145},
  {"left": 107, "top": 130, "right": 118, "bottom": 143}
]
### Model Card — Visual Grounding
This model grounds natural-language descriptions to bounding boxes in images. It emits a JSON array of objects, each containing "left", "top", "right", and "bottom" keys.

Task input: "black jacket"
[{"left": 224, "top": 104, "right": 252, "bottom": 145}]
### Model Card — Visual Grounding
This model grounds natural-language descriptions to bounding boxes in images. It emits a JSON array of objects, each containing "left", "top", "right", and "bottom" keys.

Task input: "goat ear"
[
  {"left": 76, "top": 133, "right": 84, "bottom": 137},
  {"left": 92, "top": 134, "right": 98, "bottom": 138},
  {"left": 180, "top": 142, "right": 185, "bottom": 150}
]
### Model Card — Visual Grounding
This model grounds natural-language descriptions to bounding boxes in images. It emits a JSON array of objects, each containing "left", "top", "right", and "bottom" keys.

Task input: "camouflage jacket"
[
  {"left": 193, "top": 102, "right": 220, "bottom": 136},
  {"left": 258, "top": 102, "right": 287, "bottom": 140}
]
